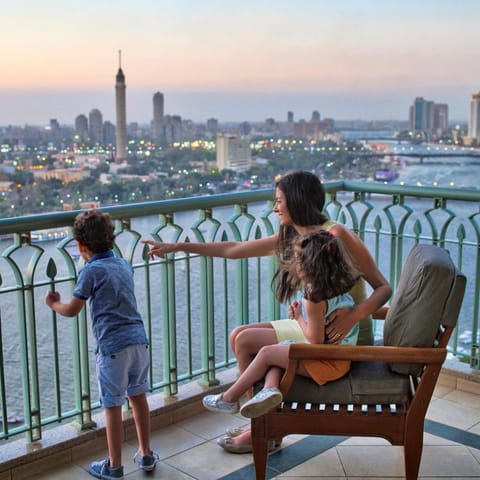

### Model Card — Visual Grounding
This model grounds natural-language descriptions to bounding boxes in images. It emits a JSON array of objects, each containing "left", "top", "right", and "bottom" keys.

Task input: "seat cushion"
[{"left": 281, "top": 360, "right": 411, "bottom": 405}]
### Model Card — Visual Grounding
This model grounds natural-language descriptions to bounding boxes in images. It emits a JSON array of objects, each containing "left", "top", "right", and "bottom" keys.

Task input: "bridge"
[{"left": 352, "top": 151, "right": 480, "bottom": 165}]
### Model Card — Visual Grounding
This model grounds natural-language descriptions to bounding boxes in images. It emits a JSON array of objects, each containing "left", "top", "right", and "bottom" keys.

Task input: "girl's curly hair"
[
  {"left": 73, "top": 210, "right": 115, "bottom": 254},
  {"left": 279, "top": 230, "right": 362, "bottom": 303}
]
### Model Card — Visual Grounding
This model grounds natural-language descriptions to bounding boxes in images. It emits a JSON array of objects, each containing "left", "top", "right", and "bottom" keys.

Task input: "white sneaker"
[
  {"left": 239, "top": 388, "right": 283, "bottom": 418},
  {"left": 203, "top": 393, "right": 239, "bottom": 414}
]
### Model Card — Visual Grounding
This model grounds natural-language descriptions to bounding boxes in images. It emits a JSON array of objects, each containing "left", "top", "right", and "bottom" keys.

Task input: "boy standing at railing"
[{"left": 45, "top": 210, "right": 158, "bottom": 480}]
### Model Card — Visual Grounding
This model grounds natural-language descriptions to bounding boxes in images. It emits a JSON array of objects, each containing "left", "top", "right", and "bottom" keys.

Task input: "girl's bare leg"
[
  {"left": 222, "top": 344, "right": 293, "bottom": 403},
  {"left": 230, "top": 323, "right": 278, "bottom": 373}
]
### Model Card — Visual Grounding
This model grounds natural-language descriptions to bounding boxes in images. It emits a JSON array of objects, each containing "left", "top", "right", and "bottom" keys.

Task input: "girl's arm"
[
  {"left": 326, "top": 223, "right": 392, "bottom": 339},
  {"left": 45, "top": 291, "right": 85, "bottom": 317},
  {"left": 292, "top": 298, "right": 327, "bottom": 344},
  {"left": 143, "top": 234, "right": 278, "bottom": 259}
]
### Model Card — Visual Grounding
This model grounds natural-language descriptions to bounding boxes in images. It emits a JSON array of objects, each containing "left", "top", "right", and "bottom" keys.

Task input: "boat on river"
[{"left": 374, "top": 169, "right": 399, "bottom": 182}]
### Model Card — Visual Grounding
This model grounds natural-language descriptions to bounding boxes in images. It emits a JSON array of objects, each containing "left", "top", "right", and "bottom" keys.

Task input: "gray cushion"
[
  {"left": 281, "top": 361, "right": 411, "bottom": 405},
  {"left": 383, "top": 244, "right": 463, "bottom": 375}
]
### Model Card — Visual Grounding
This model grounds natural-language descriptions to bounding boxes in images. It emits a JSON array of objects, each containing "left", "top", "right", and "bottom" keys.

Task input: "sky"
[{"left": 1, "top": 0, "right": 479, "bottom": 126}]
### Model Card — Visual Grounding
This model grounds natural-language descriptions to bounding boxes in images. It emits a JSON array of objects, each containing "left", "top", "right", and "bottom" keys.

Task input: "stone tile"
[
  {"left": 419, "top": 445, "right": 480, "bottom": 477},
  {"left": 338, "top": 435, "right": 391, "bottom": 446},
  {"left": 276, "top": 448, "right": 345, "bottom": 477},
  {"left": 423, "top": 432, "right": 464, "bottom": 446},
  {"left": 124, "top": 461, "right": 192, "bottom": 479},
  {"left": 443, "top": 388, "right": 480, "bottom": 409},
  {"left": 467, "top": 446, "right": 480, "bottom": 464},
  {"left": 427, "top": 397, "right": 480, "bottom": 429},
  {"left": 467, "top": 422, "right": 480, "bottom": 435},
  {"left": 458, "top": 378, "right": 480, "bottom": 396},
  {"left": 432, "top": 384, "right": 453, "bottom": 398},
  {"left": 336, "top": 445, "right": 405, "bottom": 477},
  {"left": 148, "top": 424, "right": 206, "bottom": 459},
  {"left": 164, "top": 440, "right": 252, "bottom": 480},
  {"left": 175, "top": 410, "right": 247, "bottom": 440},
  {"left": 437, "top": 371, "right": 457, "bottom": 389}
]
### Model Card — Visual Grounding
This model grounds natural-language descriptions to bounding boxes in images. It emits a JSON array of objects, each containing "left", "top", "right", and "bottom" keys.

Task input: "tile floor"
[{"left": 27, "top": 371, "right": 480, "bottom": 480}]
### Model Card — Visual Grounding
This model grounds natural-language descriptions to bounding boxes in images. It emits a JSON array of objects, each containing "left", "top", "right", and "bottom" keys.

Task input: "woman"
[
  {"left": 203, "top": 230, "right": 362, "bottom": 419},
  {"left": 144, "top": 170, "right": 391, "bottom": 453}
]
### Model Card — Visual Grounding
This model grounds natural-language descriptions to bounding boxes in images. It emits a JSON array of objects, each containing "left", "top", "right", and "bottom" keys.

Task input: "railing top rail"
[{"left": 0, "top": 181, "right": 478, "bottom": 235}]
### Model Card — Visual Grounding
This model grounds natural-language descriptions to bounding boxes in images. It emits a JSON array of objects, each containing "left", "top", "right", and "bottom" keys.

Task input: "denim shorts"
[{"left": 96, "top": 344, "right": 149, "bottom": 407}]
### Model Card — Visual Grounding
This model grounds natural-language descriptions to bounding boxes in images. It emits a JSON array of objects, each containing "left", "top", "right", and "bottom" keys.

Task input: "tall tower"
[
  {"left": 115, "top": 50, "right": 127, "bottom": 162},
  {"left": 151, "top": 92, "right": 164, "bottom": 140}
]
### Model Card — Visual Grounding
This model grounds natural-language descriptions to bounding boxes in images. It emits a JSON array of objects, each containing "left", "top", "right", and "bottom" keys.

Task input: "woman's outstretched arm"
[{"left": 143, "top": 234, "right": 277, "bottom": 259}]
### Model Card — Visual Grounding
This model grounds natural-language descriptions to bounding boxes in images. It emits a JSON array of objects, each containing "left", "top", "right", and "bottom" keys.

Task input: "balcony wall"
[{"left": 0, "top": 180, "right": 479, "bottom": 446}]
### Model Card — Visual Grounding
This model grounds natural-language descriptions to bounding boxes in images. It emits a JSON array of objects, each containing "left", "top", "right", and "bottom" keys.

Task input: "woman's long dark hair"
[
  {"left": 273, "top": 171, "right": 329, "bottom": 301},
  {"left": 280, "top": 231, "right": 362, "bottom": 303}
]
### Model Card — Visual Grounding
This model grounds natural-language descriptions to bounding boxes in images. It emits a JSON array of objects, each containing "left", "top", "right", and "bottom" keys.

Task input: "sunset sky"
[{"left": 1, "top": 0, "right": 479, "bottom": 125}]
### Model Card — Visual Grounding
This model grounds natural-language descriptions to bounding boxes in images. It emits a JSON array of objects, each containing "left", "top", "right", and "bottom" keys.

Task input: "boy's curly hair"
[{"left": 73, "top": 210, "right": 115, "bottom": 254}]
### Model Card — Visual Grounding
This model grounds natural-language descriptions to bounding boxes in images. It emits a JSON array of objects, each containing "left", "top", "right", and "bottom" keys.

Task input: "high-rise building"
[
  {"left": 311, "top": 110, "right": 321, "bottom": 122},
  {"left": 206, "top": 118, "right": 218, "bottom": 137},
  {"left": 409, "top": 97, "right": 448, "bottom": 136},
  {"left": 468, "top": 92, "right": 480, "bottom": 142},
  {"left": 88, "top": 109, "right": 103, "bottom": 144},
  {"left": 74, "top": 114, "right": 88, "bottom": 141},
  {"left": 115, "top": 50, "right": 127, "bottom": 162},
  {"left": 216, "top": 134, "right": 251, "bottom": 172},
  {"left": 433, "top": 104, "right": 448, "bottom": 135},
  {"left": 287, "top": 111, "right": 294, "bottom": 123},
  {"left": 151, "top": 92, "right": 164, "bottom": 140}
]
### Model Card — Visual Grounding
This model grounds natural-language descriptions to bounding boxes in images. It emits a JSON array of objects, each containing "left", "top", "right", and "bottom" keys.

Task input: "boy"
[{"left": 45, "top": 210, "right": 158, "bottom": 480}]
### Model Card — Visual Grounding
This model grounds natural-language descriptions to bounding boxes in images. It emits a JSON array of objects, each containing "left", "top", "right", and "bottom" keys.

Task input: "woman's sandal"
[{"left": 217, "top": 435, "right": 282, "bottom": 454}]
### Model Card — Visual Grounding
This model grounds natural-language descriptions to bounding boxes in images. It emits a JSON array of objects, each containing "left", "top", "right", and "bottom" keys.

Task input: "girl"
[{"left": 202, "top": 230, "right": 362, "bottom": 418}]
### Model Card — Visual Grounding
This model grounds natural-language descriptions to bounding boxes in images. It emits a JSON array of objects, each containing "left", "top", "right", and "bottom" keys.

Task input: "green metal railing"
[{"left": 0, "top": 181, "right": 478, "bottom": 443}]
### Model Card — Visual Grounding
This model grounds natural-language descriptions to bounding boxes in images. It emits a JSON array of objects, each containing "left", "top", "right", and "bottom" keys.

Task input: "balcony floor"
[{"left": 22, "top": 370, "right": 480, "bottom": 479}]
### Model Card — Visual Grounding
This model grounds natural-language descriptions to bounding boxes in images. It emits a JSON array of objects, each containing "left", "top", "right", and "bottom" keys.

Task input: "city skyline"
[{"left": 1, "top": 0, "right": 479, "bottom": 126}]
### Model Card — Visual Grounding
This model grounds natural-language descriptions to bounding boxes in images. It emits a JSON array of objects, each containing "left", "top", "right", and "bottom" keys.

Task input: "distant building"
[
  {"left": 216, "top": 134, "right": 251, "bottom": 172},
  {"left": 311, "top": 110, "right": 320, "bottom": 122},
  {"left": 103, "top": 121, "right": 116, "bottom": 145},
  {"left": 74, "top": 114, "right": 88, "bottom": 141},
  {"left": 408, "top": 97, "right": 448, "bottom": 136},
  {"left": 206, "top": 118, "right": 218, "bottom": 137},
  {"left": 115, "top": 51, "right": 127, "bottom": 162},
  {"left": 88, "top": 109, "right": 103, "bottom": 144},
  {"left": 293, "top": 117, "right": 334, "bottom": 141},
  {"left": 468, "top": 92, "right": 480, "bottom": 142},
  {"left": 151, "top": 92, "right": 164, "bottom": 140},
  {"left": 287, "top": 111, "right": 294, "bottom": 123}
]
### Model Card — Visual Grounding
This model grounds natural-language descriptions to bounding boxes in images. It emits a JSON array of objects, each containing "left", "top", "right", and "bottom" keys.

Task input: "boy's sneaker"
[
  {"left": 202, "top": 393, "right": 239, "bottom": 414},
  {"left": 134, "top": 450, "right": 159, "bottom": 472},
  {"left": 89, "top": 458, "right": 124, "bottom": 479},
  {"left": 240, "top": 387, "right": 283, "bottom": 418}
]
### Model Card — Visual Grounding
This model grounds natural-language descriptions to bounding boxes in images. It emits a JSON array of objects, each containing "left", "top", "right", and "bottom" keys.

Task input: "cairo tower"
[{"left": 115, "top": 50, "right": 127, "bottom": 162}]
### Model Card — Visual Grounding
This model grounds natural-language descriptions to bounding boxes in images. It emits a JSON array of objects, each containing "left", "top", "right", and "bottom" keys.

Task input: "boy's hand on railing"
[{"left": 45, "top": 291, "right": 61, "bottom": 308}]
